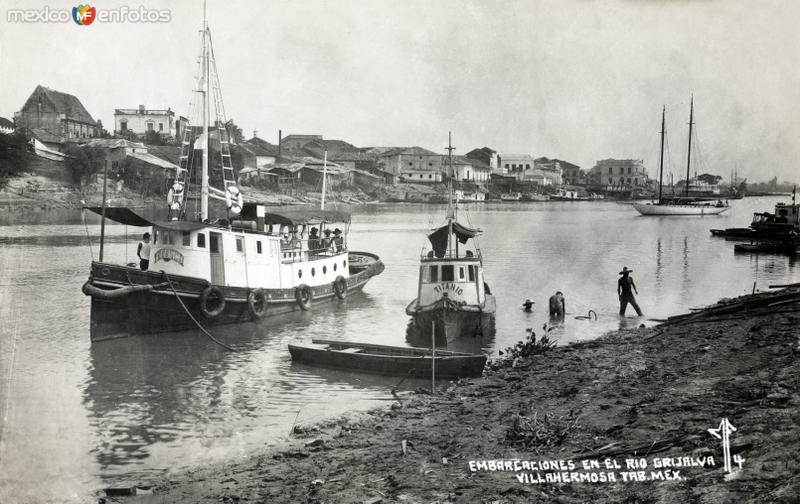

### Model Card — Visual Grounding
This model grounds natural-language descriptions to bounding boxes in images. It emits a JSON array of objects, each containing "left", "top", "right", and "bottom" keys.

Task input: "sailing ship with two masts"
[
  {"left": 405, "top": 134, "right": 496, "bottom": 343},
  {"left": 633, "top": 96, "right": 730, "bottom": 216},
  {"left": 82, "top": 7, "right": 384, "bottom": 342}
]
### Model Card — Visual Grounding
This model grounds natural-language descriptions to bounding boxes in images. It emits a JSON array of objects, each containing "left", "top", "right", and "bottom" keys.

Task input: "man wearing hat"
[
  {"left": 332, "top": 228, "right": 344, "bottom": 252},
  {"left": 522, "top": 298, "right": 534, "bottom": 312},
  {"left": 322, "top": 229, "right": 333, "bottom": 251},
  {"left": 308, "top": 227, "right": 321, "bottom": 252},
  {"left": 617, "top": 266, "right": 643, "bottom": 316}
]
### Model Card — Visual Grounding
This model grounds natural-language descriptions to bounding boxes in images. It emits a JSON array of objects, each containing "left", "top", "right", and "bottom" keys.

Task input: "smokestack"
[{"left": 278, "top": 129, "right": 282, "bottom": 159}]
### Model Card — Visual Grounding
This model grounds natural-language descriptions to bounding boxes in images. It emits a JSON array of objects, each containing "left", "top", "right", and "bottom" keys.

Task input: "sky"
[{"left": 1, "top": 0, "right": 799, "bottom": 183}]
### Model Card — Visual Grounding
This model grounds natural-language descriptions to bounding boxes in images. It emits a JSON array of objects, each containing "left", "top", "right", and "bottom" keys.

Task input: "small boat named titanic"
[
  {"left": 405, "top": 134, "right": 496, "bottom": 342},
  {"left": 288, "top": 339, "right": 487, "bottom": 378}
]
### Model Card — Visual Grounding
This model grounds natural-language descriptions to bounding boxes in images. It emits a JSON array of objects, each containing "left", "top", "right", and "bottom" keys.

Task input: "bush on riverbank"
[{"left": 0, "top": 132, "right": 31, "bottom": 187}]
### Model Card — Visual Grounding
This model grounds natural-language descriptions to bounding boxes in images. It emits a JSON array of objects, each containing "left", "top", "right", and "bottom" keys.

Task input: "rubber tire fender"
[
  {"left": 295, "top": 284, "right": 312, "bottom": 311},
  {"left": 199, "top": 286, "right": 226, "bottom": 319},
  {"left": 333, "top": 276, "right": 347, "bottom": 300},
  {"left": 247, "top": 288, "right": 268, "bottom": 320}
]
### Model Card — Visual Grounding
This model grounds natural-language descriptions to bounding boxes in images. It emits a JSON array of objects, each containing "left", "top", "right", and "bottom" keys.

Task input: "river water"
[{"left": 0, "top": 197, "right": 798, "bottom": 503}]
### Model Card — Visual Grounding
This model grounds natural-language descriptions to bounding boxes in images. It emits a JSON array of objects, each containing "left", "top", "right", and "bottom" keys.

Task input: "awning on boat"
[
  {"left": 84, "top": 207, "right": 153, "bottom": 227},
  {"left": 428, "top": 221, "right": 480, "bottom": 256},
  {"left": 240, "top": 203, "right": 350, "bottom": 225},
  {"left": 83, "top": 207, "right": 207, "bottom": 232}
]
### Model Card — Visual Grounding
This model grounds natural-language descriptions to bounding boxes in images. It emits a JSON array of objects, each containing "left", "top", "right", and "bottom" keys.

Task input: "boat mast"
[
  {"left": 445, "top": 132, "right": 456, "bottom": 256},
  {"left": 321, "top": 148, "right": 328, "bottom": 210},
  {"left": 684, "top": 94, "right": 693, "bottom": 198},
  {"left": 658, "top": 105, "right": 665, "bottom": 204},
  {"left": 200, "top": 0, "right": 210, "bottom": 221}
]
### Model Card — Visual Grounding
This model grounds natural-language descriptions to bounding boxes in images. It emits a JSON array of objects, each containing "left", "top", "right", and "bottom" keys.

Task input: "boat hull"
[
  {"left": 86, "top": 253, "right": 384, "bottom": 342},
  {"left": 406, "top": 295, "right": 496, "bottom": 342},
  {"left": 288, "top": 339, "right": 486, "bottom": 378},
  {"left": 632, "top": 202, "right": 729, "bottom": 216}
]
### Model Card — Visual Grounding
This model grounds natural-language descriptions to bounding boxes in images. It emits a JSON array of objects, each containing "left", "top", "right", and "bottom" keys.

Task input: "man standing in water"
[
  {"left": 548, "top": 291, "right": 565, "bottom": 320},
  {"left": 137, "top": 232, "right": 151, "bottom": 271},
  {"left": 618, "top": 266, "right": 643, "bottom": 316}
]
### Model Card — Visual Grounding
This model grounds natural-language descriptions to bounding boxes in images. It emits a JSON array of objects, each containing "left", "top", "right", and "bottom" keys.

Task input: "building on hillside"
[
  {"left": 450, "top": 156, "right": 491, "bottom": 183},
  {"left": 329, "top": 151, "right": 378, "bottom": 173},
  {"left": 280, "top": 134, "right": 322, "bottom": 153},
  {"left": 401, "top": 168, "right": 443, "bottom": 183},
  {"left": 234, "top": 142, "right": 278, "bottom": 171},
  {"left": 465, "top": 147, "right": 498, "bottom": 173},
  {"left": 377, "top": 146, "right": 443, "bottom": 177},
  {"left": 14, "top": 85, "right": 97, "bottom": 142},
  {"left": 558, "top": 159, "right": 584, "bottom": 185},
  {"left": 114, "top": 105, "right": 187, "bottom": 140},
  {"left": 533, "top": 157, "right": 564, "bottom": 185},
  {"left": 589, "top": 159, "right": 649, "bottom": 188},
  {"left": 498, "top": 154, "right": 536, "bottom": 176},
  {"left": 0, "top": 117, "right": 14, "bottom": 135},
  {"left": 300, "top": 138, "right": 361, "bottom": 159}
]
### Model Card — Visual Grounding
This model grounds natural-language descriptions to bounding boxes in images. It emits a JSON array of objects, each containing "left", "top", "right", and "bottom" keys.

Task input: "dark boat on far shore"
[{"left": 288, "top": 339, "right": 487, "bottom": 378}]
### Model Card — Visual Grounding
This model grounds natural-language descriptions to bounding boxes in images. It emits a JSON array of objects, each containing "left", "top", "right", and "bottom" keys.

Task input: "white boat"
[
  {"left": 405, "top": 134, "right": 496, "bottom": 342},
  {"left": 455, "top": 189, "right": 486, "bottom": 203},
  {"left": 499, "top": 192, "right": 522, "bottom": 201},
  {"left": 633, "top": 97, "right": 730, "bottom": 216},
  {"left": 81, "top": 6, "right": 383, "bottom": 341}
]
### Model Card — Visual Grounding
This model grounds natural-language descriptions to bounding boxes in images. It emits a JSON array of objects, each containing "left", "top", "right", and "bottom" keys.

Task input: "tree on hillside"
[
  {"left": 144, "top": 130, "right": 166, "bottom": 146},
  {"left": 225, "top": 119, "right": 245, "bottom": 144},
  {"left": 64, "top": 145, "right": 105, "bottom": 187},
  {"left": 0, "top": 132, "right": 31, "bottom": 186},
  {"left": 697, "top": 173, "right": 722, "bottom": 185}
]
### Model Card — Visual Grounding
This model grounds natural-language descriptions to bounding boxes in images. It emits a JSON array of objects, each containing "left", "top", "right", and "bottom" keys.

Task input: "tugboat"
[
  {"left": 82, "top": 6, "right": 383, "bottom": 342},
  {"left": 405, "top": 134, "right": 496, "bottom": 343}
]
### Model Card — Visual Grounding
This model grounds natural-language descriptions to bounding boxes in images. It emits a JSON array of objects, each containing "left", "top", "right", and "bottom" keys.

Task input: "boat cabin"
[
  {"left": 90, "top": 205, "right": 351, "bottom": 290},
  {"left": 417, "top": 222, "right": 486, "bottom": 307}
]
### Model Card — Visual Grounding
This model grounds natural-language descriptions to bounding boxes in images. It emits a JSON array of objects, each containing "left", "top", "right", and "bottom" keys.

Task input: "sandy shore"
[{"left": 100, "top": 288, "right": 800, "bottom": 504}]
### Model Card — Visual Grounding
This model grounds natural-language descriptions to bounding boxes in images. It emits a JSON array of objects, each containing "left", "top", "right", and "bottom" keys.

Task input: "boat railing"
[
  {"left": 420, "top": 249, "right": 482, "bottom": 261},
  {"left": 280, "top": 237, "right": 347, "bottom": 263}
]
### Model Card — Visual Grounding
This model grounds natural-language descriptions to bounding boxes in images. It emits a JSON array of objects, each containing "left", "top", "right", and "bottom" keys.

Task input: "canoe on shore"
[{"left": 288, "top": 339, "right": 487, "bottom": 378}]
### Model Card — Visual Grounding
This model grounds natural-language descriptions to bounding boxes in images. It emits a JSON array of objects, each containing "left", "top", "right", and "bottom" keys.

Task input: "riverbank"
[{"left": 106, "top": 288, "right": 800, "bottom": 504}]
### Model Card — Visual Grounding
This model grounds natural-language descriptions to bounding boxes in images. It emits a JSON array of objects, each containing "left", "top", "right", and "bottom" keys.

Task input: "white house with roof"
[{"left": 114, "top": 105, "right": 187, "bottom": 140}]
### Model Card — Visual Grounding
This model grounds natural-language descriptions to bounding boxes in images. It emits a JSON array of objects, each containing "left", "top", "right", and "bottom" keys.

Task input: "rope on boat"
[
  {"left": 161, "top": 272, "right": 237, "bottom": 352},
  {"left": 80, "top": 206, "right": 94, "bottom": 261}
]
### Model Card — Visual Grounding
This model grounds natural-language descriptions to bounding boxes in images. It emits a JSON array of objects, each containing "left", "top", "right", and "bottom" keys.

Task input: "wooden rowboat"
[{"left": 288, "top": 339, "right": 486, "bottom": 378}]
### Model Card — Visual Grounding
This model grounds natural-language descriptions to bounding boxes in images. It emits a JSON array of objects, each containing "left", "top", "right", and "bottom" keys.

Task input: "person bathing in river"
[
  {"left": 549, "top": 291, "right": 565, "bottom": 320},
  {"left": 522, "top": 298, "right": 535, "bottom": 312},
  {"left": 618, "top": 266, "right": 643, "bottom": 316},
  {"left": 137, "top": 232, "right": 151, "bottom": 271}
]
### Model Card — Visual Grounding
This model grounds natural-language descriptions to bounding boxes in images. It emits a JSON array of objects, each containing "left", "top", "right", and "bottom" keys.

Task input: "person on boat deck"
[
  {"left": 333, "top": 228, "right": 344, "bottom": 252},
  {"left": 137, "top": 232, "right": 151, "bottom": 271},
  {"left": 291, "top": 226, "right": 302, "bottom": 247},
  {"left": 308, "top": 227, "right": 321, "bottom": 252},
  {"left": 281, "top": 233, "right": 291, "bottom": 248},
  {"left": 548, "top": 291, "right": 565, "bottom": 319},
  {"left": 618, "top": 266, "right": 643, "bottom": 316},
  {"left": 323, "top": 229, "right": 333, "bottom": 251}
]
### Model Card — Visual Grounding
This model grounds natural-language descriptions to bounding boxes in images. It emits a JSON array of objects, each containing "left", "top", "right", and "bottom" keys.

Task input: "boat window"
[
  {"left": 459, "top": 267, "right": 465, "bottom": 280},
  {"left": 429, "top": 265, "right": 438, "bottom": 283},
  {"left": 210, "top": 234, "right": 220, "bottom": 253},
  {"left": 333, "top": 263, "right": 337, "bottom": 272},
  {"left": 197, "top": 233, "right": 206, "bottom": 248},
  {"left": 235, "top": 237, "right": 244, "bottom": 253},
  {"left": 323, "top": 265, "right": 327, "bottom": 274},
  {"left": 468, "top": 265, "right": 475, "bottom": 282},
  {"left": 182, "top": 231, "right": 190, "bottom": 246},
  {"left": 441, "top": 265, "right": 454, "bottom": 282},
  {"left": 298, "top": 270, "right": 303, "bottom": 279},
  {"left": 311, "top": 267, "right": 316, "bottom": 277},
  {"left": 256, "top": 241, "right": 262, "bottom": 254}
]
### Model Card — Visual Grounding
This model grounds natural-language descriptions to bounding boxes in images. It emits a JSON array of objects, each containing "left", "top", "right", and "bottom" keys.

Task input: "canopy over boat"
[
  {"left": 240, "top": 204, "right": 350, "bottom": 226},
  {"left": 427, "top": 221, "right": 480, "bottom": 257},
  {"left": 84, "top": 207, "right": 207, "bottom": 231}
]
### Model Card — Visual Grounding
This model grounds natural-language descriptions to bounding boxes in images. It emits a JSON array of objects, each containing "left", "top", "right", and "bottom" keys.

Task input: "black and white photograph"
[{"left": 1, "top": 0, "right": 799, "bottom": 502}]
